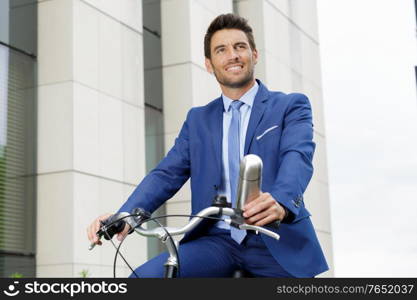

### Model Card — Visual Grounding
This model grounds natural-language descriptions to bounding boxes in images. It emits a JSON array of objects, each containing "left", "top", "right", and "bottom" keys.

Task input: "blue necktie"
[{"left": 228, "top": 100, "right": 246, "bottom": 244}]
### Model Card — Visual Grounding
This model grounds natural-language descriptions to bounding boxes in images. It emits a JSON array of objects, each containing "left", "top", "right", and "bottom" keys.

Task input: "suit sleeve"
[
  {"left": 117, "top": 109, "right": 192, "bottom": 215},
  {"left": 269, "top": 93, "right": 316, "bottom": 222}
]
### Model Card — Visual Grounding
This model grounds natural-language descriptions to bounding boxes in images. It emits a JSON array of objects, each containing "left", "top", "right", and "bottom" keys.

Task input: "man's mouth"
[{"left": 225, "top": 64, "right": 243, "bottom": 72}]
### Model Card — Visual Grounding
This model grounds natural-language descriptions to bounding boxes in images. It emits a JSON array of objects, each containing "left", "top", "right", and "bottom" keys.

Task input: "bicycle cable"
[
  {"left": 109, "top": 217, "right": 179, "bottom": 278},
  {"left": 101, "top": 220, "right": 139, "bottom": 278}
]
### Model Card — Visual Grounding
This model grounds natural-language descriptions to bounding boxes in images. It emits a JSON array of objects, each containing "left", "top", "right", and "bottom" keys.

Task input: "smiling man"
[{"left": 87, "top": 13, "right": 329, "bottom": 278}]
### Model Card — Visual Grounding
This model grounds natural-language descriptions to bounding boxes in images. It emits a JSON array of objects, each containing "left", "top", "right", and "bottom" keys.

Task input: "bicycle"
[{"left": 88, "top": 154, "right": 281, "bottom": 278}]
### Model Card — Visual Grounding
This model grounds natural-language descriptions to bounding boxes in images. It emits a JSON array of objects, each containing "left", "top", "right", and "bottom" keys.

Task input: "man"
[{"left": 87, "top": 13, "right": 328, "bottom": 278}]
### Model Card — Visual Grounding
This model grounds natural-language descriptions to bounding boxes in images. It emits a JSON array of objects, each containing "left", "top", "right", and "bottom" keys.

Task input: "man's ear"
[
  {"left": 205, "top": 57, "right": 213, "bottom": 74},
  {"left": 253, "top": 48, "right": 259, "bottom": 65}
]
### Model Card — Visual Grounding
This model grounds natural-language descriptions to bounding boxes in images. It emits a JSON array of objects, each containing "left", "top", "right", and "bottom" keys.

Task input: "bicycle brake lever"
[{"left": 238, "top": 224, "right": 280, "bottom": 240}]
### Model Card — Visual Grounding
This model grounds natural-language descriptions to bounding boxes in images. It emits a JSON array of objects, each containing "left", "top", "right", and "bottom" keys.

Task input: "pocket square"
[{"left": 256, "top": 125, "right": 279, "bottom": 140}]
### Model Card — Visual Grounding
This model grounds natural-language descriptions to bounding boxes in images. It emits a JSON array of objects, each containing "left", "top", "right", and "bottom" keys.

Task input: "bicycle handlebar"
[
  {"left": 132, "top": 206, "right": 280, "bottom": 241},
  {"left": 89, "top": 205, "right": 280, "bottom": 250}
]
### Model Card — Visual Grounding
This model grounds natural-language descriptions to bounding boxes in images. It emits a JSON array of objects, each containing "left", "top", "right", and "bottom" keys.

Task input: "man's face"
[{"left": 205, "top": 29, "right": 258, "bottom": 89}]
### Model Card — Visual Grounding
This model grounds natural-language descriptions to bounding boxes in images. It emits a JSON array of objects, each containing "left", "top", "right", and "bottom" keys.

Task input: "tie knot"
[{"left": 230, "top": 100, "right": 244, "bottom": 111}]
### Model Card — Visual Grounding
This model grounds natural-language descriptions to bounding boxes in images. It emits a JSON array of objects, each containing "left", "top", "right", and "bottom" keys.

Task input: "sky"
[{"left": 317, "top": 0, "right": 417, "bottom": 276}]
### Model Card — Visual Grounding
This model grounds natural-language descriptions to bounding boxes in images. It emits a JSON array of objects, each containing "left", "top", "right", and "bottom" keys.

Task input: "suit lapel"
[
  {"left": 244, "top": 81, "right": 270, "bottom": 155},
  {"left": 207, "top": 97, "right": 224, "bottom": 184}
]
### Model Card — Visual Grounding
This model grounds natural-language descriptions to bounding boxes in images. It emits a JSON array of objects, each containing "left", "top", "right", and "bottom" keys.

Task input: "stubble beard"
[{"left": 212, "top": 64, "right": 255, "bottom": 89}]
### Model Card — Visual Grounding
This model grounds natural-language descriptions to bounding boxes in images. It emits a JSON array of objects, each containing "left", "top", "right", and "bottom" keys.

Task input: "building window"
[{"left": 0, "top": 0, "right": 37, "bottom": 277}]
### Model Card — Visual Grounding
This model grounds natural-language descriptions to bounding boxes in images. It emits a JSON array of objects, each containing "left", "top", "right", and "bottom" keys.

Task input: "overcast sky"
[{"left": 317, "top": 0, "right": 417, "bottom": 277}]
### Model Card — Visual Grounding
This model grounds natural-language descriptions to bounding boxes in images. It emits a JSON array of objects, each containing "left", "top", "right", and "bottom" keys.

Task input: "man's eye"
[{"left": 217, "top": 48, "right": 224, "bottom": 53}]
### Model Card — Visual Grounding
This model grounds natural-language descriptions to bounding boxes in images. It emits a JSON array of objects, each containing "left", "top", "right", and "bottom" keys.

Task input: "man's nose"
[{"left": 225, "top": 47, "right": 239, "bottom": 60}]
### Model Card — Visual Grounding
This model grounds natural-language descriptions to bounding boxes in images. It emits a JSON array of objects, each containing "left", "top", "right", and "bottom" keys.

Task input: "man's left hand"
[{"left": 242, "top": 192, "right": 286, "bottom": 226}]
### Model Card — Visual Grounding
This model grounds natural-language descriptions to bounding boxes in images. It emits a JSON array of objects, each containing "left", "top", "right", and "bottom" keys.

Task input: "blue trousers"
[{"left": 129, "top": 227, "right": 293, "bottom": 278}]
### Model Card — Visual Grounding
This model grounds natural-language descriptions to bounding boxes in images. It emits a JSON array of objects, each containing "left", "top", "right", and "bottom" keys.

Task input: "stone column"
[{"left": 37, "top": 0, "right": 146, "bottom": 277}]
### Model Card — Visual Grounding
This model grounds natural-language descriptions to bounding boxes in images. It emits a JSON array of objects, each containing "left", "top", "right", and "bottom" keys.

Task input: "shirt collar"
[{"left": 222, "top": 81, "right": 259, "bottom": 112}]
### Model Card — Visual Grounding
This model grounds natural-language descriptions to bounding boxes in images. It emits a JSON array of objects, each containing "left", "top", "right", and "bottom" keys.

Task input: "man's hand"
[
  {"left": 242, "top": 192, "right": 286, "bottom": 226},
  {"left": 86, "top": 213, "right": 131, "bottom": 246}
]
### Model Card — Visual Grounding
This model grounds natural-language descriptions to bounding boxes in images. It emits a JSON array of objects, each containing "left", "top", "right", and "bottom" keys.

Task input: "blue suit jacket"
[{"left": 118, "top": 80, "right": 329, "bottom": 277}]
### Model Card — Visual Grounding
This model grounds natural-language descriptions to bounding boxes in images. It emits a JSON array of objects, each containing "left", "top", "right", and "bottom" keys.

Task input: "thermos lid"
[{"left": 239, "top": 154, "right": 262, "bottom": 181}]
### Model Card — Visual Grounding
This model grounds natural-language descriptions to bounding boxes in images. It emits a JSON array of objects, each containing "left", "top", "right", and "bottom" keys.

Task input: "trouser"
[{"left": 129, "top": 226, "right": 294, "bottom": 278}]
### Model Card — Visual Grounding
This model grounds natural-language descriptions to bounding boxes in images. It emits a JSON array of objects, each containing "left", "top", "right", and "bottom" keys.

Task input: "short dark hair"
[{"left": 204, "top": 13, "right": 256, "bottom": 59}]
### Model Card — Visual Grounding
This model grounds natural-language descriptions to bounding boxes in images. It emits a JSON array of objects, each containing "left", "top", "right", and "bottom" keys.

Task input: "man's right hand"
[{"left": 86, "top": 213, "right": 131, "bottom": 246}]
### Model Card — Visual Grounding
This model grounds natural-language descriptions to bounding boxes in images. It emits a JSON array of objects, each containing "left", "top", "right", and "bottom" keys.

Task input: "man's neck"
[{"left": 220, "top": 79, "right": 256, "bottom": 100}]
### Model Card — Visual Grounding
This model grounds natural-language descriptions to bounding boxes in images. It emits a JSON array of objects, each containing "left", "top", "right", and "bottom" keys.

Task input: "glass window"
[
  {"left": 143, "top": 0, "right": 166, "bottom": 259},
  {"left": 0, "top": 0, "right": 36, "bottom": 277}
]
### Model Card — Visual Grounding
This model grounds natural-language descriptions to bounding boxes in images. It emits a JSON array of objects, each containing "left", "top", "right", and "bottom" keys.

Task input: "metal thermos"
[{"left": 236, "top": 154, "right": 263, "bottom": 211}]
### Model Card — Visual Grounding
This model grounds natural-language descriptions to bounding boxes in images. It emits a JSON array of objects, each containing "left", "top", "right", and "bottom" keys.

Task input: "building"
[{"left": 0, "top": 0, "right": 333, "bottom": 277}]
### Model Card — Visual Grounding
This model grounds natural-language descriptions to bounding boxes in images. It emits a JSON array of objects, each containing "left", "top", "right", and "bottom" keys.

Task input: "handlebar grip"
[{"left": 98, "top": 214, "right": 126, "bottom": 240}]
